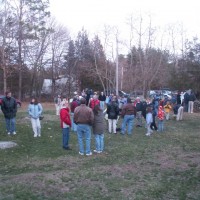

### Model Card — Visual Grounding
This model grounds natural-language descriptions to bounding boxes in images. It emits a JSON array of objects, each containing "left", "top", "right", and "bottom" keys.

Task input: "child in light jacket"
[
  {"left": 28, "top": 97, "right": 43, "bottom": 137},
  {"left": 164, "top": 101, "right": 172, "bottom": 120}
]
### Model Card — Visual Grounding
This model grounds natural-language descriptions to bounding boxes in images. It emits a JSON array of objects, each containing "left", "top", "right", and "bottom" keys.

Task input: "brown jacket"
[
  {"left": 74, "top": 104, "right": 94, "bottom": 125},
  {"left": 121, "top": 103, "right": 136, "bottom": 117}
]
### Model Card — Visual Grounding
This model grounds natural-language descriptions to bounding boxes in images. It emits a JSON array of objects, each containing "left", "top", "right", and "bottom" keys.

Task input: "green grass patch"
[{"left": 0, "top": 109, "right": 200, "bottom": 199}]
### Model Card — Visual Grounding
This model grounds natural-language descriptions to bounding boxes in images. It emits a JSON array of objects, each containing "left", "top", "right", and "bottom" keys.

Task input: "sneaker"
[
  {"left": 79, "top": 152, "right": 84, "bottom": 156},
  {"left": 145, "top": 133, "right": 150, "bottom": 136},
  {"left": 86, "top": 152, "right": 92, "bottom": 156},
  {"left": 93, "top": 150, "right": 101, "bottom": 154},
  {"left": 38, "top": 134, "right": 41, "bottom": 137},
  {"left": 34, "top": 134, "right": 37, "bottom": 137},
  {"left": 12, "top": 132, "right": 16, "bottom": 135},
  {"left": 7, "top": 132, "right": 11, "bottom": 135}
]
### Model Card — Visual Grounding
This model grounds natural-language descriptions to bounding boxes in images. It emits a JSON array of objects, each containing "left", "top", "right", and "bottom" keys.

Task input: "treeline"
[{"left": 0, "top": 0, "right": 200, "bottom": 100}]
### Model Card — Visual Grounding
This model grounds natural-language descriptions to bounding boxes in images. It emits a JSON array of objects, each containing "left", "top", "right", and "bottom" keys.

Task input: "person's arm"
[
  {"left": 1, "top": 99, "right": 6, "bottom": 114},
  {"left": 38, "top": 103, "right": 43, "bottom": 115}
]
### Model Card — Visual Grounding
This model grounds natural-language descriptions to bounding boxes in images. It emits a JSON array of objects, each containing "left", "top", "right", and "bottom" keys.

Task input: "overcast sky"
[{"left": 50, "top": 0, "right": 200, "bottom": 36}]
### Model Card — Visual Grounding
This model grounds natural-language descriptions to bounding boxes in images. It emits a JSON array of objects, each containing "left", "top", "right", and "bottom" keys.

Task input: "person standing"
[
  {"left": 98, "top": 91, "right": 106, "bottom": 110},
  {"left": 89, "top": 94, "right": 100, "bottom": 110},
  {"left": 1, "top": 91, "right": 17, "bottom": 135},
  {"left": 60, "top": 101, "right": 72, "bottom": 150},
  {"left": 157, "top": 105, "right": 165, "bottom": 132},
  {"left": 134, "top": 97, "right": 143, "bottom": 127},
  {"left": 121, "top": 98, "right": 136, "bottom": 135},
  {"left": 164, "top": 101, "right": 172, "bottom": 120},
  {"left": 74, "top": 98, "right": 94, "bottom": 156},
  {"left": 54, "top": 95, "right": 62, "bottom": 115},
  {"left": 146, "top": 107, "right": 153, "bottom": 136},
  {"left": 188, "top": 91, "right": 196, "bottom": 113},
  {"left": 106, "top": 97, "right": 119, "bottom": 134},
  {"left": 28, "top": 97, "right": 43, "bottom": 137},
  {"left": 93, "top": 104, "right": 105, "bottom": 153},
  {"left": 70, "top": 97, "right": 79, "bottom": 132}
]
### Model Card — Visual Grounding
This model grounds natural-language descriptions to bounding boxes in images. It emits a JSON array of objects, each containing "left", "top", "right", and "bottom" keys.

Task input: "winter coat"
[
  {"left": 106, "top": 102, "right": 119, "bottom": 119},
  {"left": 157, "top": 106, "right": 165, "bottom": 120},
  {"left": 74, "top": 104, "right": 94, "bottom": 125},
  {"left": 89, "top": 99, "right": 100, "bottom": 110},
  {"left": 146, "top": 113, "right": 153, "bottom": 125},
  {"left": 60, "top": 107, "right": 71, "bottom": 128},
  {"left": 164, "top": 104, "right": 172, "bottom": 113},
  {"left": 28, "top": 103, "right": 43, "bottom": 119},
  {"left": 1, "top": 97, "right": 17, "bottom": 119},
  {"left": 93, "top": 110, "right": 105, "bottom": 134},
  {"left": 121, "top": 103, "right": 136, "bottom": 117},
  {"left": 70, "top": 100, "right": 79, "bottom": 113}
]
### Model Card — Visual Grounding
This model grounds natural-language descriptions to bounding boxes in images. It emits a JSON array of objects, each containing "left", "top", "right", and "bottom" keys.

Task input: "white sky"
[
  {"left": 50, "top": 0, "right": 200, "bottom": 35},
  {"left": 49, "top": 0, "right": 200, "bottom": 55}
]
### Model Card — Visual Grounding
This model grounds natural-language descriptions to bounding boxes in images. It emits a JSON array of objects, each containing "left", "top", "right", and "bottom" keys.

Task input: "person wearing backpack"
[{"left": 106, "top": 97, "right": 119, "bottom": 134}]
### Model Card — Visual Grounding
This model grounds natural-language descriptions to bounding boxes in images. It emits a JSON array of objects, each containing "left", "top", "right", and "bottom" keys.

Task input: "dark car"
[{"left": 0, "top": 95, "right": 22, "bottom": 108}]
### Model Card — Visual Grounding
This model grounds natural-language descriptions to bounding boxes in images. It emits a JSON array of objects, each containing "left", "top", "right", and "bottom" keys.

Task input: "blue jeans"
[
  {"left": 71, "top": 113, "right": 77, "bottom": 132},
  {"left": 5, "top": 118, "right": 16, "bottom": 133},
  {"left": 77, "top": 124, "right": 91, "bottom": 154},
  {"left": 100, "top": 101, "right": 105, "bottom": 110},
  {"left": 121, "top": 115, "right": 134, "bottom": 134},
  {"left": 62, "top": 128, "right": 70, "bottom": 148},
  {"left": 158, "top": 120, "right": 164, "bottom": 132},
  {"left": 95, "top": 134, "right": 104, "bottom": 152}
]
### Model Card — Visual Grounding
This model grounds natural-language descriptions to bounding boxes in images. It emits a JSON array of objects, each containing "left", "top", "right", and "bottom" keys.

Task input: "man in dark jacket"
[
  {"left": 74, "top": 98, "right": 94, "bottom": 156},
  {"left": 106, "top": 97, "right": 119, "bottom": 134},
  {"left": 121, "top": 98, "right": 136, "bottom": 135},
  {"left": 1, "top": 91, "right": 17, "bottom": 135}
]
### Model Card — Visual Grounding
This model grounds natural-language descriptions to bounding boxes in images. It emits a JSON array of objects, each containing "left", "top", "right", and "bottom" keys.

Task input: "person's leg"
[
  {"left": 100, "top": 134, "right": 104, "bottom": 152},
  {"left": 180, "top": 106, "right": 183, "bottom": 120},
  {"left": 10, "top": 118, "right": 16, "bottom": 134},
  {"left": 85, "top": 125, "right": 92, "bottom": 155},
  {"left": 77, "top": 125, "right": 84, "bottom": 154},
  {"left": 127, "top": 115, "right": 134, "bottom": 135},
  {"left": 113, "top": 119, "right": 117, "bottom": 134},
  {"left": 188, "top": 101, "right": 191, "bottom": 113},
  {"left": 146, "top": 124, "right": 151, "bottom": 136},
  {"left": 177, "top": 107, "right": 180, "bottom": 121},
  {"left": 100, "top": 101, "right": 103, "bottom": 110},
  {"left": 121, "top": 115, "right": 128, "bottom": 134},
  {"left": 36, "top": 118, "right": 41, "bottom": 136},
  {"left": 31, "top": 118, "right": 37, "bottom": 137},
  {"left": 161, "top": 121, "right": 164, "bottom": 131},
  {"left": 158, "top": 120, "right": 162, "bottom": 132},
  {"left": 166, "top": 112, "right": 169, "bottom": 120},
  {"left": 95, "top": 134, "right": 100, "bottom": 152},
  {"left": 191, "top": 101, "right": 194, "bottom": 113},
  {"left": 5, "top": 118, "right": 10, "bottom": 134},
  {"left": 108, "top": 119, "right": 112, "bottom": 133},
  {"left": 62, "top": 128, "right": 67, "bottom": 148},
  {"left": 137, "top": 111, "right": 142, "bottom": 126},
  {"left": 55, "top": 104, "right": 59, "bottom": 115}
]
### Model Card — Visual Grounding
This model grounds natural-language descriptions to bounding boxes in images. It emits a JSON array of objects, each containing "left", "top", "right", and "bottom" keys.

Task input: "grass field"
[{"left": 0, "top": 103, "right": 200, "bottom": 200}]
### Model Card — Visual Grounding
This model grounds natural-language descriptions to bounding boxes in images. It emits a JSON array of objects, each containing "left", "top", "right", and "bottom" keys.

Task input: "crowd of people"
[
  {"left": 0, "top": 88, "right": 197, "bottom": 156},
  {"left": 53, "top": 88, "right": 197, "bottom": 155}
]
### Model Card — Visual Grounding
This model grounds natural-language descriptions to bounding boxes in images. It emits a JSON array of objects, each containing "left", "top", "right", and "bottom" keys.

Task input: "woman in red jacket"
[{"left": 60, "top": 101, "right": 72, "bottom": 150}]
